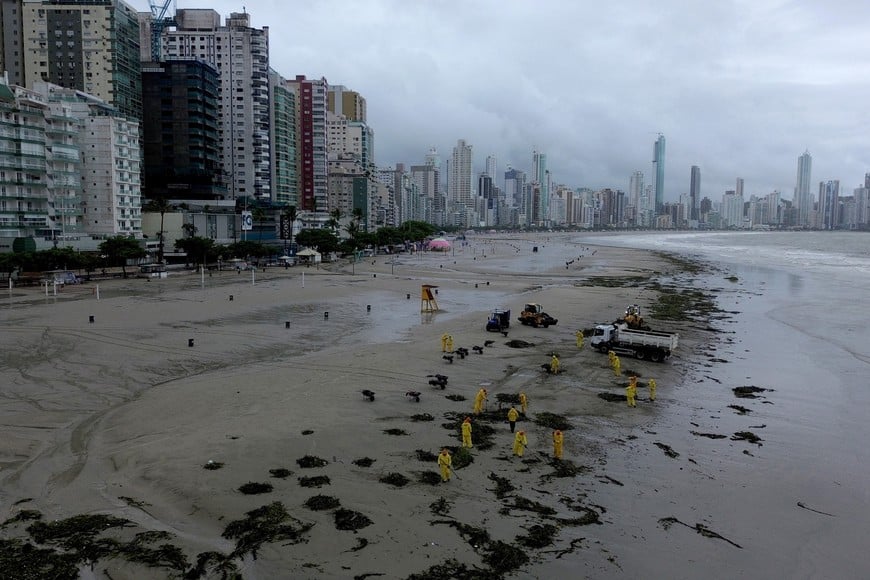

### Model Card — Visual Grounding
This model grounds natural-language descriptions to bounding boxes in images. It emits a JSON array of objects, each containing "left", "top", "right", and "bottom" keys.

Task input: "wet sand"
[{"left": 1, "top": 234, "right": 719, "bottom": 578}]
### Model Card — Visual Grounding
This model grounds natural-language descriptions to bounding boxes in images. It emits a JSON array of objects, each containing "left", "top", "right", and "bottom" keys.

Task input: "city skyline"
[{"left": 127, "top": 0, "right": 870, "bottom": 202}]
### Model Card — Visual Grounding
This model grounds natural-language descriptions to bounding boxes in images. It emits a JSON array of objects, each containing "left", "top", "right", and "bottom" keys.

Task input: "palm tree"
[
  {"left": 328, "top": 208, "right": 343, "bottom": 233},
  {"left": 253, "top": 207, "right": 267, "bottom": 243},
  {"left": 282, "top": 204, "right": 298, "bottom": 249},
  {"left": 352, "top": 207, "right": 364, "bottom": 232},
  {"left": 143, "top": 197, "right": 173, "bottom": 264}
]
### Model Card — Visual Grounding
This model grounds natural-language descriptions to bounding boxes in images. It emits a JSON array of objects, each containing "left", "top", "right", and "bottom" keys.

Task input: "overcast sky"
[{"left": 144, "top": 0, "right": 870, "bottom": 202}]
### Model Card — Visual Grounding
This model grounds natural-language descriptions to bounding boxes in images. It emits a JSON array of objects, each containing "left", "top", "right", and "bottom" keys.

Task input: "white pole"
[
  {"left": 302, "top": 271, "right": 305, "bottom": 288},
  {"left": 96, "top": 284, "right": 100, "bottom": 300},
  {"left": 251, "top": 267, "right": 255, "bottom": 286},
  {"left": 53, "top": 281, "right": 57, "bottom": 296},
  {"left": 201, "top": 266, "right": 205, "bottom": 288},
  {"left": 44, "top": 281, "right": 48, "bottom": 296}
]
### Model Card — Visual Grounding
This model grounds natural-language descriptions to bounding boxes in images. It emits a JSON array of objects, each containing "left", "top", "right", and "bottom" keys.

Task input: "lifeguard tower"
[{"left": 421, "top": 284, "right": 439, "bottom": 312}]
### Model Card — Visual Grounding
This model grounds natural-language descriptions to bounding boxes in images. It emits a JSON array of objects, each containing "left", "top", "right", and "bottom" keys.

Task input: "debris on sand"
[
  {"left": 442, "top": 412, "right": 497, "bottom": 450},
  {"left": 500, "top": 496, "right": 556, "bottom": 516},
  {"left": 654, "top": 442, "right": 680, "bottom": 458},
  {"left": 532, "top": 412, "right": 573, "bottom": 431},
  {"left": 506, "top": 339, "right": 535, "bottom": 348},
  {"left": 445, "top": 394, "right": 467, "bottom": 402},
  {"left": 2, "top": 510, "right": 42, "bottom": 526},
  {"left": 344, "top": 537, "right": 370, "bottom": 553},
  {"left": 301, "top": 429, "right": 314, "bottom": 435},
  {"left": 429, "top": 496, "right": 452, "bottom": 517},
  {"left": 334, "top": 508, "right": 373, "bottom": 531},
  {"left": 407, "top": 559, "right": 474, "bottom": 579},
  {"left": 601, "top": 475, "right": 624, "bottom": 486},
  {"left": 495, "top": 393, "right": 521, "bottom": 405},
  {"left": 418, "top": 471, "right": 443, "bottom": 486},
  {"left": 487, "top": 472, "right": 515, "bottom": 499},
  {"left": 542, "top": 458, "right": 587, "bottom": 480},
  {"left": 383, "top": 428, "right": 408, "bottom": 436},
  {"left": 298, "top": 476, "right": 331, "bottom": 488},
  {"left": 430, "top": 520, "right": 490, "bottom": 550},
  {"left": 238, "top": 482, "right": 273, "bottom": 495},
  {"left": 269, "top": 468, "right": 292, "bottom": 478},
  {"left": 415, "top": 449, "right": 438, "bottom": 462},
  {"left": 690, "top": 431, "right": 727, "bottom": 440},
  {"left": 296, "top": 455, "right": 328, "bottom": 468},
  {"left": 411, "top": 413, "right": 434, "bottom": 422},
  {"left": 732, "top": 386, "right": 768, "bottom": 398},
  {"left": 352, "top": 457, "right": 375, "bottom": 467},
  {"left": 796, "top": 501, "right": 836, "bottom": 517},
  {"left": 379, "top": 473, "right": 410, "bottom": 487},
  {"left": 728, "top": 404, "right": 752, "bottom": 415},
  {"left": 483, "top": 540, "right": 530, "bottom": 574},
  {"left": 658, "top": 516, "right": 742, "bottom": 548},
  {"left": 304, "top": 495, "right": 341, "bottom": 511},
  {"left": 186, "top": 551, "right": 239, "bottom": 579},
  {"left": 598, "top": 392, "right": 628, "bottom": 403},
  {"left": 203, "top": 460, "right": 224, "bottom": 470},
  {"left": 223, "top": 502, "right": 313, "bottom": 558},
  {"left": 450, "top": 447, "right": 474, "bottom": 469},
  {"left": 731, "top": 431, "right": 763, "bottom": 445},
  {"left": 516, "top": 524, "right": 558, "bottom": 548}
]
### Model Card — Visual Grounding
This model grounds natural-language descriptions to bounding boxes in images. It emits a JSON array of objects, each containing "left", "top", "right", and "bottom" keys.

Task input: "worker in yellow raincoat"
[
  {"left": 437, "top": 449, "right": 452, "bottom": 482},
  {"left": 513, "top": 430, "right": 528, "bottom": 457},
  {"left": 550, "top": 354, "right": 560, "bottom": 374},
  {"left": 473, "top": 388, "right": 488, "bottom": 415},
  {"left": 626, "top": 375, "right": 637, "bottom": 407},
  {"left": 553, "top": 430, "right": 564, "bottom": 459},
  {"left": 575, "top": 330, "right": 584, "bottom": 349},
  {"left": 461, "top": 417, "right": 473, "bottom": 448},
  {"left": 519, "top": 392, "right": 528, "bottom": 416},
  {"left": 507, "top": 406, "right": 519, "bottom": 433},
  {"left": 648, "top": 378, "right": 657, "bottom": 401},
  {"left": 609, "top": 351, "right": 621, "bottom": 376},
  {"left": 440, "top": 333, "right": 449, "bottom": 352}
]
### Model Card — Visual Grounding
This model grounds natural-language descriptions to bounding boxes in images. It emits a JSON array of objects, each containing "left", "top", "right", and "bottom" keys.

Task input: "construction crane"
[{"left": 149, "top": 0, "right": 176, "bottom": 62}]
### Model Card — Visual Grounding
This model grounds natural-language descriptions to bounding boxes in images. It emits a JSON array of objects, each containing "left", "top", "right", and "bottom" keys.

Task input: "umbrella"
[{"left": 427, "top": 238, "right": 451, "bottom": 251}]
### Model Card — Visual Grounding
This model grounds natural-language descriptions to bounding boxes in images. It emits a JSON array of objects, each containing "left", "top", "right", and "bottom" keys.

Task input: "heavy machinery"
[
  {"left": 517, "top": 303, "right": 558, "bottom": 328},
  {"left": 616, "top": 304, "right": 651, "bottom": 330},
  {"left": 590, "top": 322, "right": 678, "bottom": 362},
  {"left": 486, "top": 308, "right": 511, "bottom": 332}
]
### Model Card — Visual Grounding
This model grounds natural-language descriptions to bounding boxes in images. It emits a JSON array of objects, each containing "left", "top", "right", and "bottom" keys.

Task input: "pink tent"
[{"left": 427, "top": 238, "right": 451, "bottom": 251}]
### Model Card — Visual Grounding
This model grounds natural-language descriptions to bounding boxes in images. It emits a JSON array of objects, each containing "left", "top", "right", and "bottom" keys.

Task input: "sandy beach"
[{"left": 1, "top": 234, "right": 728, "bottom": 578}]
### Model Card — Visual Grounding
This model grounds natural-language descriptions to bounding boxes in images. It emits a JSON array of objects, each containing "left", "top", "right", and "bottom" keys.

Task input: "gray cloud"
[{"left": 153, "top": 0, "right": 870, "bottom": 201}]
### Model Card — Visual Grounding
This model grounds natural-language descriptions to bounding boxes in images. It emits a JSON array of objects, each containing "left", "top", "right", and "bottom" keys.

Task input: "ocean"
[{"left": 563, "top": 231, "right": 870, "bottom": 579}]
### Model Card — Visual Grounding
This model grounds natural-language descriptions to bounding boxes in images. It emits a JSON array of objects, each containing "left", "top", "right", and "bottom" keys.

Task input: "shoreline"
[{"left": 0, "top": 234, "right": 721, "bottom": 578}]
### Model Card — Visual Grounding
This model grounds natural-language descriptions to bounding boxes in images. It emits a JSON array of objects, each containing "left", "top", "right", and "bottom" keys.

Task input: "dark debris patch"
[
  {"left": 418, "top": 471, "right": 443, "bottom": 486},
  {"left": 298, "top": 476, "right": 331, "bottom": 488},
  {"left": 296, "top": 455, "right": 328, "bottom": 468},
  {"left": 533, "top": 412, "right": 573, "bottom": 431},
  {"left": 598, "top": 392, "right": 628, "bottom": 403},
  {"left": 500, "top": 496, "right": 556, "bottom": 516},
  {"left": 506, "top": 339, "right": 535, "bottom": 348},
  {"left": 690, "top": 431, "right": 727, "bottom": 440},
  {"left": 733, "top": 386, "right": 768, "bottom": 398},
  {"left": 410, "top": 413, "right": 434, "bottom": 422},
  {"left": 379, "top": 473, "right": 410, "bottom": 487},
  {"left": 728, "top": 404, "right": 752, "bottom": 415},
  {"left": 415, "top": 449, "right": 438, "bottom": 462},
  {"left": 301, "top": 430, "right": 314, "bottom": 435},
  {"left": 334, "top": 509, "right": 373, "bottom": 531},
  {"left": 731, "top": 431, "right": 763, "bottom": 445},
  {"left": 352, "top": 457, "right": 375, "bottom": 467},
  {"left": 304, "top": 495, "right": 341, "bottom": 511},
  {"left": 429, "top": 497, "right": 452, "bottom": 517},
  {"left": 269, "top": 468, "right": 293, "bottom": 479},
  {"left": 488, "top": 472, "right": 515, "bottom": 499},
  {"left": 185, "top": 551, "right": 240, "bottom": 579},
  {"left": 654, "top": 442, "right": 680, "bottom": 458},
  {"left": 2, "top": 509, "right": 42, "bottom": 527},
  {"left": 222, "top": 502, "right": 313, "bottom": 559},
  {"left": 483, "top": 539, "right": 530, "bottom": 575},
  {"left": 542, "top": 458, "right": 587, "bottom": 480},
  {"left": 383, "top": 428, "right": 408, "bottom": 436},
  {"left": 430, "top": 519, "right": 490, "bottom": 550},
  {"left": 445, "top": 394, "right": 467, "bottom": 402},
  {"left": 516, "top": 523, "right": 558, "bottom": 548},
  {"left": 495, "top": 393, "right": 521, "bottom": 405},
  {"left": 406, "top": 559, "right": 477, "bottom": 580},
  {"left": 238, "top": 482, "right": 273, "bottom": 495},
  {"left": 203, "top": 461, "right": 225, "bottom": 470}
]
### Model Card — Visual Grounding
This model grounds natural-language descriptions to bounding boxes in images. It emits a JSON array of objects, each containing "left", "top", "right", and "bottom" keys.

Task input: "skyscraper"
[
  {"left": 533, "top": 150, "right": 549, "bottom": 225},
  {"left": 485, "top": 155, "right": 497, "bottom": 180},
  {"left": 158, "top": 10, "right": 271, "bottom": 201},
  {"left": 286, "top": 75, "right": 329, "bottom": 212},
  {"left": 22, "top": 0, "right": 142, "bottom": 122},
  {"left": 653, "top": 134, "right": 666, "bottom": 213},
  {"left": 795, "top": 151, "right": 812, "bottom": 227},
  {"left": 449, "top": 139, "right": 473, "bottom": 208},
  {"left": 689, "top": 166, "right": 700, "bottom": 221},
  {"left": 818, "top": 180, "right": 839, "bottom": 230}
]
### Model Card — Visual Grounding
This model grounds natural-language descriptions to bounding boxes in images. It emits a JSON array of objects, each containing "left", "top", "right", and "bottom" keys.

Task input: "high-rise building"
[
  {"left": 156, "top": 10, "right": 271, "bottom": 201},
  {"left": 533, "top": 150, "right": 549, "bottom": 225},
  {"left": 269, "top": 70, "right": 297, "bottom": 206},
  {"left": 653, "top": 134, "right": 666, "bottom": 213},
  {"left": 629, "top": 170, "right": 644, "bottom": 211},
  {"left": 326, "top": 86, "right": 374, "bottom": 171},
  {"left": 327, "top": 85, "right": 366, "bottom": 123},
  {"left": 504, "top": 167, "right": 525, "bottom": 210},
  {"left": 449, "top": 139, "right": 473, "bottom": 208},
  {"left": 485, "top": 155, "right": 497, "bottom": 180},
  {"left": 736, "top": 177, "right": 744, "bottom": 199},
  {"left": 818, "top": 180, "right": 839, "bottom": 230},
  {"left": 794, "top": 150, "right": 812, "bottom": 227},
  {"left": 0, "top": 0, "right": 25, "bottom": 86},
  {"left": 141, "top": 60, "right": 224, "bottom": 201},
  {"left": 22, "top": 0, "right": 142, "bottom": 122},
  {"left": 689, "top": 166, "right": 701, "bottom": 221},
  {"left": 285, "top": 75, "right": 328, "bottom": 212}
]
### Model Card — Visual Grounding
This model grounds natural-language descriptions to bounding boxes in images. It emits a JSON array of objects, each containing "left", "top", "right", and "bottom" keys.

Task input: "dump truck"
[
  {"left": 517, "top": 303, "right": 558, "bottom": 328},
  {"left": 590, "top": 322, "right": 678, "bottom": 362}
]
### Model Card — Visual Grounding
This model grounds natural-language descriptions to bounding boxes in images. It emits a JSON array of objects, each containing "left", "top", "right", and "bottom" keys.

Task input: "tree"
[
  {"left": 143, "top": 197, "right": 173, "bottom": 264},
  {"left": 182, "top": 222, "right": 198, "bottom": 238},
  {"left": 99, "top": 236, "right": 145, "bottom": 278},
  {"left": 282, "top": 204, "right": 298, "bottom": 249},
  {"left": 327, "top": 208, "right": 342, "bottom": 233},
  {"left": 295, "top": 228, "right": 339, "bottom": 254},
  {"left": 344, "top": 220, "right": 361, "bottom": 251},
  {"left": 175, "top": 236, "right": 216, "bottom": 267}
]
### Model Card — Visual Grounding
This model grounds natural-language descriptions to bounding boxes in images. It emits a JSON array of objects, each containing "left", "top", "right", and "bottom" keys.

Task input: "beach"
[{"left": 1, "top": 231, "right": 864, "bottom": 579}]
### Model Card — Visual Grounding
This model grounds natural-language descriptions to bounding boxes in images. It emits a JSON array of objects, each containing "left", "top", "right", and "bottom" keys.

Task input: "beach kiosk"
[
  {"left": 421, "top": 284, "right": 439, "bottom": 312},
  {"left": 296, "top": 248, "right": 321, "bottom": 265}
]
